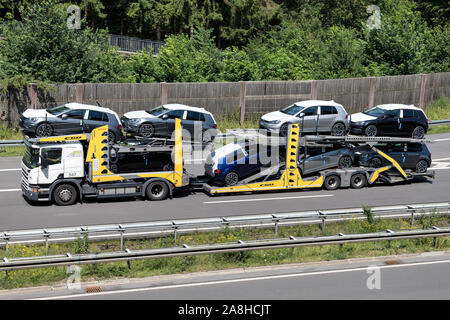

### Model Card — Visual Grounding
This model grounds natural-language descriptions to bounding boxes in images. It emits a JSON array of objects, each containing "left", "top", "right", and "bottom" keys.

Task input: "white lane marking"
[
  {"left": 0, "top": 168, "right": 21, "bottom": 172},
  {"left": 31, "top": 258, "right": 450, "bottom": 300},
  {"left": 0, "top": 188, "right": 21, "bottom": 192},
  {"left": 434, "top": 138, "right": 450, "bottom": 142},
  {"left": 203, "top": 194, "right": 334, "bottom": 204},
  {"left": 433, "top": 158, "right": 450, "bottom": 162},
  {"left": 431, "top": 167, "right": 450, "bottom": 171}
]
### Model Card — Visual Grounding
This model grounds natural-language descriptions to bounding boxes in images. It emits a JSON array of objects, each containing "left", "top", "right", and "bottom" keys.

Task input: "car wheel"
[
  {"left": 415, "top": 160, "right": 428, "bottom": 173},
  {"left": 35, "top": 123, "right": 53, "bottom": 137},
  {"left": 369, "top": 157, "right": 383, "bottom": 168},
  {"left": 53, "top": 184, "right": 78, "bottom": 206},
  {"left": 365, "top": 125, "right": 377, "bottom": 137},
  {"left": 139, "top": 123, "right": 155, "bottom": 138},
  {"left": 279, "top": 124, "right": 289, "bottom": 137},
  {"left": 350, "top": 173, "right": 366, "bottom": 189},
  {"left": 108, "top": 130, "right": 116, "bottom": 143},
  {"left": 146, "top": 181, "right": 169, "bottom": 201},
  {"left": 162, "top": 163, "right": 174, "bottom": 171},
  {"left": 331, "top": 122, "right": 346, "bottom": 136},
  {"left": 224, "top": 171, "right": 239, "bottom": 186},
  {"left": 324, "top": 175, "right": 341, "bottom": 190},
  {"left": 338, "top": 155, "right": 353, "bottom": 169},
  {"left": 412, "top": 126, "right": 425, "bottom": 139}
]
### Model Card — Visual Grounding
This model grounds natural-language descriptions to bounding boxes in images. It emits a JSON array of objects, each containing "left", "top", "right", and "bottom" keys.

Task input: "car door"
[
  {"left": 184, "top": 111, "right": 205, "bottom": 140},
  {"left": 378, "top": 109, "right": 401, "bottom": 135},
  {"left": 85, "top": 110, "right": 109, "bottom": 133},
  {"left": 387, "top": 143, "right": 407, "bottom": 167},
  {"left": 318, "top": 106, "right": 337, "bottom": 132},
  {"left": 301, "top": 148, "right": 323, "bottom": 174},
  {"left": 299, "top": 106, "right": 319, "bottom": 133},
  {"left": 405, "top": 143, "right": 422, "bottom": 168},
  {"left": 163, "top": 110, "right": 186, "bottom": 138},
  {"left": 400, "top": 109, "right": 416, "bottom": 136},
  {"left": 53, "top": 109, "right": 87, "bottom": 135}
]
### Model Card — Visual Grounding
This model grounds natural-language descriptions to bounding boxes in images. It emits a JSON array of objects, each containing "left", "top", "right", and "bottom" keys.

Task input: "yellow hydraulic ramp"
[
  {"left": 85, "top": 119, "right": 188, "bottom": 187},
  {"left": 368, "top": 148, "right": 408, "bottom": 184},
  {"left": 205, "top": 123, "right": 324, "bottom": 195}
]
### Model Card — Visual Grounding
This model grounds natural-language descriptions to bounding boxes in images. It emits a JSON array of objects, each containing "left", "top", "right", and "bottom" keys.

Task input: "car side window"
[
  {"left": 403, "top": 109, "right": 415, "bottom": 118},
  {"left": 303, "top": 106, "right": 318, "bottom": 116},
  {"left": 63, "top": 109, "right": 86, "bottom": 120},
  {"left": 385, "top": 110, "right": 400, "bottom": 118},
  {"left": 88, "top": 110, "right": 108, "bottom": 122},
  {"left": 165, "top": 110, "right": 185, "bottom": 119},
  {"left": 186, "top": 111, "right": 205, "bottom": 121},
  {"left": 320, "top": 106, "right": 337, "bottom": 115},
  {"left": 42, "top": 148, "right": 62, "bottom": 165}
]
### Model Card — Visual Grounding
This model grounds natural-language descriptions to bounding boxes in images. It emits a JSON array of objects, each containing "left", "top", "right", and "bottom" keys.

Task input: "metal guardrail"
[
  {"left": 1, "top": 202, "right": 448, "bottom": 249},
  {"left": 429, "top": 119, "right": 450, "bottom": 126},
  {"left": 1, "top": 227, "right": 448, "bottom": 271},
  {"left": 109, "top": 34, "right": 163, "bottom": 54},
  {"left": 0, "top": 140, "right": 24, "bottom": 147}
]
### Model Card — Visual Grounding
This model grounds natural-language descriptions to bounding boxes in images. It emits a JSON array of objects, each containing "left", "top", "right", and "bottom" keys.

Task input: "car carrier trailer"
[
  {"left": 21, "top": 119, "right": 188, "bottom": 205},
  {"left": 21, "top": 120, "right": 434, "bottom": 205}
]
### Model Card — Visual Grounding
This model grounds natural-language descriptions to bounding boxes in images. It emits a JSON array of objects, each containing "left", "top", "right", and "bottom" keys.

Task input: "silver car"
[
  {"left": 259, "top": 100, "right": 349, "bottom": 137},
  {"left": 297, "top": 144, "right": 355, "bottom": 176}
]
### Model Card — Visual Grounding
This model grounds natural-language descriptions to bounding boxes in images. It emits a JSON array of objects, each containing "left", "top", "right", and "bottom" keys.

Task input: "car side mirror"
[
  {"left": 161, "top": 114, "right": 169, "bottom": 120},
  {"left": 61, "top": 114, "right": 68, "bottom": 120},
  {"left": 298, "top": 113, "right": 305, "bottom": 118},
  {"left": 40, "top": 154, "right": 48, "bottom": 169}
]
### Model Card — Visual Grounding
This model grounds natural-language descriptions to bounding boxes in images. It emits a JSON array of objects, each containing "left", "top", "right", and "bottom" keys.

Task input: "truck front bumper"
[{"left": 22, "top": 183, "right": 50, "bottom": 201}]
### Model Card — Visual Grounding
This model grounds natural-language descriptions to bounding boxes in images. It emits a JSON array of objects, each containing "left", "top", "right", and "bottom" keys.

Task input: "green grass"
[
  {"left": 425, "top": 96, "right": 450, "bottom": 135},
  {"left": 0, "top": 124, "right": 24, "bottom": 157},
  {"left": 0, "top": 212, "right": 448, "bottom": 290}
]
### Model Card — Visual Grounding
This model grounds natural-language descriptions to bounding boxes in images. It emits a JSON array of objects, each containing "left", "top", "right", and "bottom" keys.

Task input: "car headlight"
[
  {"left": 28, "top": 117, "right": 39, "bottom": 122},
  {"left": 126, "top": 118, "right": 140, "bottom": 124},
  {"left": 264, "top": 120, "right": 281, "bottom": 125}
]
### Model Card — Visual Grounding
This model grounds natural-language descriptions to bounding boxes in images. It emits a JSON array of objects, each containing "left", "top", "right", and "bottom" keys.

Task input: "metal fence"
[
  {"left": 1, "top": 227, "right": 448, "bottom": 271},
  {"left": 1, "top": 201, "right": 448, "bottom": 250},
  {"left": 109, "top": 34, "right": 163, "bottom": 55}
]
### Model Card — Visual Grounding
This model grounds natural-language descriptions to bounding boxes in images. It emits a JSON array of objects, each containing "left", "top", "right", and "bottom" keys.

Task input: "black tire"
[
  {"left": 415, "top": 159, "right": 428, "bottom": 173},
  {"left": 53, "top": 184, "right": 78, "bottom": 206},
  {"left": 324, "top": 175, "right": 341, "bottom": 190},
  {"left": 108, "top": 130, "right": 116, "bottom": 143},
  {"left": 369, "top": 157, "right": 383, "bottom": 168},
  {"left": 224, "top": 171, "right": 239, "bottom": 186},
  {"left": 338, "top": 155, "right": 353, "bottom": 169},
  {"left": 146, "top": 181, "right": 169, "bottom": 201},
  {"left": 139, "top": 123, "right": 155, "bottom": 138},
  {"left": 365, "top": 125, "right": 377, "bottom": 137},
  {"left": 331, "top": 122, "right": 346, "bottom": 136},
  {"left": 350, "top": 173, "right": 366, "bottom": 189},
  {"left": 35, "top": 123, "right": 53, "bottom": 137},
  {"left": 279, "top": 123, "right": 289, "bottom": 137},
  {"left": 412, "top": 126, "right": 425, "bottom": 139}
]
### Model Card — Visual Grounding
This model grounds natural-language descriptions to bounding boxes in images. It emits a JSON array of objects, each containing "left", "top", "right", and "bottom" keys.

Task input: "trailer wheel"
[
  {"left": 350, "top": 173, "right": 366, "bottom": 189},
  {"left": 53, "top": 184, "right": 78, "bottom": 206},
  {"left": 324, "top": 175, "right": 341, "bottom": 190},
  {"left": 146, "top": 181, "right": 169, "bottom": 201}
]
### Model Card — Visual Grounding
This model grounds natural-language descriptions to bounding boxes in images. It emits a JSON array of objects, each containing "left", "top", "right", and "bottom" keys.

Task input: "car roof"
[
  {"left": 163, "top": 104, "right": 212, "bottom": 115},
  {"left": 65, "top": 102, "right": 117, "bottom": 114},
  {"left": 376, "top": 104, "right": 423, "bottom": 111},
  {"left": 293, "top": 100, "right": 343, "bottom": 108}
]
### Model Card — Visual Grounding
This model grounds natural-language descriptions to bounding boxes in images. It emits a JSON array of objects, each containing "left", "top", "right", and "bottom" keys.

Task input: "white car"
[{"left": 259, "top": 100, "right": 350, "bottom": 136}]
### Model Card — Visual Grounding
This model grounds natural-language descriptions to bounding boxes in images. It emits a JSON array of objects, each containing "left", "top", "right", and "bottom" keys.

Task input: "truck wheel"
[
  {"left": 146, "top": 181, "right": 169, "bottom": 201},
  {"left": 350, "top": 173, "right": 366, "bottom": 189},
  {"left": 324, "top": 175, "right": 340, "bottom": 190},
  {"left": 53, "top": 184, "right": 78, "bottom": 206}
]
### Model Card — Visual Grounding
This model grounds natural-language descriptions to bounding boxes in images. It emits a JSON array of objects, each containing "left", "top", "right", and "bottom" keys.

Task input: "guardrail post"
[
  {"left": 432, "top": 226, "right": 439, "bottom": 247},
  {"left": 386, "top": 229, "right": 394, "bottom": 248},
  {"left": 319, "top": 211, "right": 326, "bottom": 235},
  {"left": 2, "top": 233, "right": 10, "bottom": 257},
  {"left": 338, "top": 233, "right": 344, "bottom": 250},
  {"left": 272, "top": 215, "right": 279, "bottom": 235},
  {"left": 118, "top": 225, "right": 125, "bottom": 251},
  {"left": 411, "top": 210, "right": 415, "bottom": 225},
  {"left": 43, "top": 229, "right": 50, "bottom": 255},
  {"left": 172, "top": 221, "right": 178, "bottom": 245}
]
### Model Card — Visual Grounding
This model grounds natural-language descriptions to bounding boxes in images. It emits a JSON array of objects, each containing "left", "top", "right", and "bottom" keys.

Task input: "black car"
[
  {"left": 356, "top": 142, "right": 432, "bottom": 173},
  {"left": 350, "top": 104, "right": 428, "bottom": 138}
]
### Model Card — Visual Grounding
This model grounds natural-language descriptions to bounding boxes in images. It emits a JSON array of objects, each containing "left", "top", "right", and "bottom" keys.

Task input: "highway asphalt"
[
  {"left": 0, "top": 133, "right": 449, "bottom": 230},
  {"left": 1, "top": 251, "right": 449, "bottom": 300}
]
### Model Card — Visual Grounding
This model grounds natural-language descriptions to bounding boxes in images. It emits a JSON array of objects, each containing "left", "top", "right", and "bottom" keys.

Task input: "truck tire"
[
  {"left": 146, "top": 181, "right": 169, "bottom": 201},
  {"left": 350, "top": 173, "right": 366, "bottom": 189},
  {"left": 53, "top": 184, "right": 78, "bottom": 206},
  {"left": 324, "top": 175, "right": 341, "bottom": 190}
]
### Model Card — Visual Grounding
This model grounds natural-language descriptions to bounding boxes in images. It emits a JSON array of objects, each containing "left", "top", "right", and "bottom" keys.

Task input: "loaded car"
[
  {"left": 205, "top": 141, "right": 281, "bottom": 186},
  {"left": 259, "top": 100, "right": 349, "bottom": 137},
  {"left": 297, "top": 144, "right": 355, "bottom": 176},
  {"left": 350, "top": 104, "right": 428, "bottom": 138},
  {"left": 356, "top": 142, "right": 432, "bottom": 173},
  {"left": 121, "top": 104, "right": 217, "bottom": 142},
  {"left": 19, "top": 103, "right": 122, "bottom": 142}
]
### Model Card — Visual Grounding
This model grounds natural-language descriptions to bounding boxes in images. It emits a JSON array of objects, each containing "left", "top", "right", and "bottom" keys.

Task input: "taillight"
[
  {"left": 345, "top": 114, "right": 349, "bottom": 119},
  {"left": 214, "top": 169, "right": 221, "bottom": 174},
  {"left": 117, "top": 124, "right": 122, "bottom": 129},
  {"left": 213, "top": 124, "right": 217, "bottom": 129}
]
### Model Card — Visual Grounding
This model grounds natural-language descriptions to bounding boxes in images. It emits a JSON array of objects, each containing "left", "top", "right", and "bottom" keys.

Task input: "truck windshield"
[
  {"left": 146, "top": 106, "right": 167, "bottom": 116},
  {"left": 280, "top": 104, "right": 304, "bottom": 116},
  {"left": 47, "top": 105, "right": 70, "bottom": 116},
  {"left": 23, "top": 145, "right": 40, "bottom": 169}
]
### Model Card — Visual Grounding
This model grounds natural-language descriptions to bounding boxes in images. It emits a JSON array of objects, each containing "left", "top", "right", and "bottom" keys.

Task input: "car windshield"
[
  {"left": 23, "top": 145, "right": 40, "bottom": 169},
  {"left": 363, "top": 107, "right": 387, "bottom": 117},
  {"left": 280, "top": 104, "right": 304, "bottom": 116},
  {"left": 46, "top": 105, "right": 70, "bottom": 116},
  {"left": 146, "top": 106, "right": 168, "bottom": 116}
]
